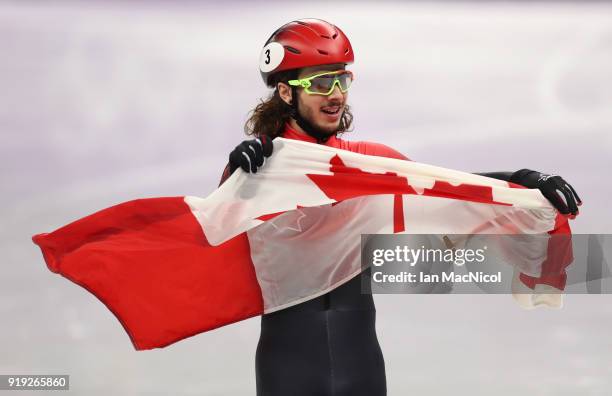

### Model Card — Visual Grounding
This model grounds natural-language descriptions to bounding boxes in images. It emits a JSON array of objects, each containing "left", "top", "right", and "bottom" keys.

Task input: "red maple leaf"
[
  {"left": 306, "top": 154, "right": 512, "bottom": 233},
  {"left": 306, "top": 154, "right": 511, "bottom": 206}
]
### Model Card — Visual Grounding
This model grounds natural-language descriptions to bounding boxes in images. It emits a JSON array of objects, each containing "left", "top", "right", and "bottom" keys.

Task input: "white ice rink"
[{"left": 1, "top": 1, "right": 612, "bottom": 395}]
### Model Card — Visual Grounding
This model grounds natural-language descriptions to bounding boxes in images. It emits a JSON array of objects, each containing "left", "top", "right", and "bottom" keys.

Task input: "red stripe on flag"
[
  {"left": 519, "top": 213, "right": 572, "bottom": 290},
  {"left": 32, "top": 197, "right": 264, "bottom": 350}
]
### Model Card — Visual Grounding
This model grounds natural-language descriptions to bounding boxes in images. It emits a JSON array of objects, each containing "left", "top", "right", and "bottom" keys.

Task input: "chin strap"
[{"left": 290, "top": 87, "right": 335, "bottom": 144}]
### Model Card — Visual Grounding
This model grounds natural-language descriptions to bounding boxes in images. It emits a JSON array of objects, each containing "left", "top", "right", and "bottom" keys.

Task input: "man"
[{"left": 219, "top": 19, "right": 581, "bottom": 396}]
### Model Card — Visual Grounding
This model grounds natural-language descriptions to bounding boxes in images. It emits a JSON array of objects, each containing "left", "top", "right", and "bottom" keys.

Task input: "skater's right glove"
[{"left": 228, "top": 136, "right": 274, "bottom": 174}]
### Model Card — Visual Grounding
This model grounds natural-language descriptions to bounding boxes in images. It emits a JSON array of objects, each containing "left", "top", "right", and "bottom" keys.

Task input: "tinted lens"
[
  {"left": 310, "top": 75, "right": 336, "bottom": 93},
  {"left": 336, "top": 72, "right": 352, "bottom": 91}
]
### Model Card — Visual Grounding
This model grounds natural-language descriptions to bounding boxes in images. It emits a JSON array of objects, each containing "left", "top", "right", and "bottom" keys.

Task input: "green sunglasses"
[{"left": 288, "top": 70, "right": 354, "bottom": 96}]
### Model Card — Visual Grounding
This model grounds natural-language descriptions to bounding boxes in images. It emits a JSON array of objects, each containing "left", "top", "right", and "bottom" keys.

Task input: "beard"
[{"left": 297, "top": 105, "right": 342, "bottom": 136}]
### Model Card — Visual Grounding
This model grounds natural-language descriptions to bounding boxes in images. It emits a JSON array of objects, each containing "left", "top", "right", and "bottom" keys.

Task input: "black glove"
[
  {"left": 228, "top": 136, "right": 274, "bottom": 174},
  {"left": 510, "top": 169, "right": 582, "bottom": 216}
]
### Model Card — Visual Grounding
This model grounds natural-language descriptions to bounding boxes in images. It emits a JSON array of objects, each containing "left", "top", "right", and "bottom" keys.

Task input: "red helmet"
[{"left": 259, "top": 19, "right": 354, "bottom": 87}]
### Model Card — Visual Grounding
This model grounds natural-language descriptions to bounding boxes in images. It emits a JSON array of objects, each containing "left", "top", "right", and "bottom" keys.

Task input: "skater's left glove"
[{"left": 509, "top": 169, "right": 582, "bottom": 217}]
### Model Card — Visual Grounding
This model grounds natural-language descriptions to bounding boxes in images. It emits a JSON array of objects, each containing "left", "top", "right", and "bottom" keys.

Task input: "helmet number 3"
[{"left": 259, "top": 42, "right": 284, "bottom": 73}]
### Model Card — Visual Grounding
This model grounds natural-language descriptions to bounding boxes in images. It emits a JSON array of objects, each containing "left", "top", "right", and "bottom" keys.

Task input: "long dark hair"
[{"left": 244, "top": 69, "right": 354, "bottom": 139}]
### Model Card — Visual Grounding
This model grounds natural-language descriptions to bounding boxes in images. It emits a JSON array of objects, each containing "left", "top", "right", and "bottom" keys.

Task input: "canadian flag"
[{"left": 32, "top": 138, "right": 571, "bottom": 350}]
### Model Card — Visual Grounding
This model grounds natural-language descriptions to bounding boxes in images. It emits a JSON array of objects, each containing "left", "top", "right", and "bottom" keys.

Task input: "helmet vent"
[
  {"left": 320, "top": 34, "right": 331, "bottom": 39},
  {"left": 332, "top": 32, "right": 338, "bottom": 39},
  {"left": 344, "top": 48, "right": 350, "bottom": 55},
  {"left": 317, "top": 49, "right": 329, "bottom": 56},
  {"left": 285, "top": 46, "right": 301, "bottom": 54}
]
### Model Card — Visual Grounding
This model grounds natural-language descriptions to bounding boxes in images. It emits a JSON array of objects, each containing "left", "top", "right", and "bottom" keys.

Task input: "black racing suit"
[{"left": 255, "top": 268, "right": 385, "bottom": 396}]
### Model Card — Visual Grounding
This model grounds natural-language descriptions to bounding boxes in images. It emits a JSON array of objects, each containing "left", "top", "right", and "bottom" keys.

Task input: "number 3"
[{"left": 265, "top": 49, "right": 270, "bottom": 64}]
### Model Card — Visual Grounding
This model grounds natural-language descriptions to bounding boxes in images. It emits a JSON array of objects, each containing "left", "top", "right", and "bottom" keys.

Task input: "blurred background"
[{"left": 1, "top": 1, "right": 611, "bottom": 395}]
